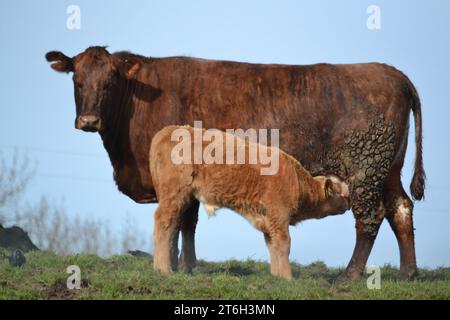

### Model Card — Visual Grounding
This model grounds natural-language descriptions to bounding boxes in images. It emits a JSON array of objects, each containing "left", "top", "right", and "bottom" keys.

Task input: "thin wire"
[
  {"left": 427, "top": 185, "right": 450, "bottom": 191},
  {"left": 0, "top": 145, "right": 105, "bottom": 159},
  {"left": 2, "top": 146, "right": 450, "bottom": 212},
  {"left": 36, "top": 173, "right": 111, "bottom": 184}
]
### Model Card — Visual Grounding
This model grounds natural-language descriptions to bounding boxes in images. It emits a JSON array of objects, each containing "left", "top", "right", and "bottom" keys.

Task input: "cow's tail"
[{"left": 408, "top": 82, "right": 426, "bottom": 201}]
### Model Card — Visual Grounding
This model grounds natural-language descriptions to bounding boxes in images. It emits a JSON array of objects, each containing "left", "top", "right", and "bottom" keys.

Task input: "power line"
[
  {"left": 31, "top": 174, "right": 450, "bottom": 213},
  {"left": 36, "top": 173, "right": 111, "bottom": 184},
  {"left": 2, "top": 145, "right": 450, "bottom": 212},
  {"left": 0, "top": 145, "right": 106, "bottom": 159},
  {"left": 416, "top": 207, "right": 450, "bottom": 214},
  {"left": 427, "top": 185, "right": 450, "bottom": 191}
]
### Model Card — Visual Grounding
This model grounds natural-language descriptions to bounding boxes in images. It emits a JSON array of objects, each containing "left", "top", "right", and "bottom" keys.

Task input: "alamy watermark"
[
  {"left": 366, "top": 265, "right": 381, "bottom": 289},
  {"left": 367, "top": 5, "right": 381, "bottom": 30},
  {"left": 170, "top": 121, "right": 280, "bottom": 175},
  {"left": 66, "top": 265, "right": 81, "bottom": 290},
  {"left": 66, "top": 5, "right": 81, "bottom": 30}
]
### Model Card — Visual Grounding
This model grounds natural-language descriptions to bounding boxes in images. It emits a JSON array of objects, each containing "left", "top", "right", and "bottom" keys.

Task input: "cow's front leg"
[
  {"left": 178, "top": 200, "right": 199, "bottom": 273},
  {"left": 170, "top": 228, "right": 180, "bottom": 272}
]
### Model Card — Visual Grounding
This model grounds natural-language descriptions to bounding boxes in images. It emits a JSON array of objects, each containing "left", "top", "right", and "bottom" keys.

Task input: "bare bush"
[
  {"left": 0, "top": 152, "right": 33, "bottom": 212},
  {"left": 0, "top": 152, "right": 147, "bottom": 256}
]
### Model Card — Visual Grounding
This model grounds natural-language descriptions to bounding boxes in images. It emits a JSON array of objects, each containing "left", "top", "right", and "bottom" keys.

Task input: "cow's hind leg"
[
  {"left": 384, "top": 167, "right": 417, "bottom": 280},
  {"left": 340, "top": 118, "right": 396, "bottom": 280},
  {"left": 178, "top": 200, "right": 199, "bottom": 273},
  {"left": 342, "top": 168, "right": 390, "bottom": 280},
  {"left": 344, "top": 199, "right": 386, "bottom": 280}
]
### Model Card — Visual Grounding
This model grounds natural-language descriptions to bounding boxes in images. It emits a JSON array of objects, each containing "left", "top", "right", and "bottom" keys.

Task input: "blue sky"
[{"left": 1, "top": 0, "right": 449, "bottom": 268}]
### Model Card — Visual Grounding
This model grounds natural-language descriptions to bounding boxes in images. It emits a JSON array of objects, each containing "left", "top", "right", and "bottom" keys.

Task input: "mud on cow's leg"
[
  {"left": 344, "top": 197, "right": 386, "bottom": 280},
  {"left": 339, "top": 115, "right": 396, "bottom": 280},
  {"left": 178, "top": 200, "right": 199, "bottom": 273}
]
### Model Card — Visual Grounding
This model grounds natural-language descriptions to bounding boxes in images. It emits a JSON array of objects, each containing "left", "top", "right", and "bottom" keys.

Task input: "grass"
[{"left": 0, "top": 250, "right": 449, "bottom": 299}]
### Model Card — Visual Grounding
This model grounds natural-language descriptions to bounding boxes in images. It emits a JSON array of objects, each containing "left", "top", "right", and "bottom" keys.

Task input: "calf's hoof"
[
  {"left": 153, "top": 262, "right": 174, "bottom": 275},
  {"left": 270, "top": 270, "right": 293, "bottom": 281}
]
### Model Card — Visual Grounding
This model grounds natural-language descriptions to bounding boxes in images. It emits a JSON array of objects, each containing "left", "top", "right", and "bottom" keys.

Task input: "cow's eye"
[{"left": 76, "top": 82, "right": 83, "bottom": 89}]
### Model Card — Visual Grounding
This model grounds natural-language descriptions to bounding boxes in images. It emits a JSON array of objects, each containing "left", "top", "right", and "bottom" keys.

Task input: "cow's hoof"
[
  {"left": 178, "top": 260, "right": 195, "bottom": 274},
  {"left": 398, "top": 269, "right": 418, "bottom": 281},
  {"left": 335, "top": 270, "right": 362, "bottom": 284},
  {"left": 178, "top": 252, "right": 196, "bottom": 274}
]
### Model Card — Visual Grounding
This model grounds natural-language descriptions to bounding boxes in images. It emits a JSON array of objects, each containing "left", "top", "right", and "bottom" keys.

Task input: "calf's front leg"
[
  {"left": 264, "top": 224, "right": 292, "bottom": 280},
  {"left": 153, "top": 202, "right": 184, "bottom": 274}
]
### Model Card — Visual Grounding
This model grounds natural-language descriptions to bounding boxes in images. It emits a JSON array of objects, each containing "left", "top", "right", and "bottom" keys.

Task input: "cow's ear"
[
  {"left": 324, "top": 179, "right": 334, "bottom": 198},
  {"left": 113, "top": 56, "right": 141, "bottom": 79},
  {"left": 45, "top": 51, "right": 74, "bottom": 73}
]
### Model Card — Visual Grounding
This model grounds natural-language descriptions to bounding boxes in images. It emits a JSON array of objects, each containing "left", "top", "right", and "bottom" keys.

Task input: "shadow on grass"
[
  {"left": 195, "top": 260, "right": 255, "bottom": 276},
  {"left": 292, "top": 261, "right": 450, "bottom": 283},
  {"left": 125, "top": 253, "right": 450, "bottom": 283}
]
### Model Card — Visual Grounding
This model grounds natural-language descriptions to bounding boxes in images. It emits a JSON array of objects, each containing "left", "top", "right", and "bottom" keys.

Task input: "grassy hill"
[{"left": 0, "top": 250, "right": 449, "bottom": 299}]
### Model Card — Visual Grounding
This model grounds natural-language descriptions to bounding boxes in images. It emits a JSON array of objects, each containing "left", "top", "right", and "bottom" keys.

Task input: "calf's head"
[
  {"left": 45, "top": 46, "right": 140, "bottom": 132},
  {"left": 308, "top": 175, "right": 351, "bottom": 218}
]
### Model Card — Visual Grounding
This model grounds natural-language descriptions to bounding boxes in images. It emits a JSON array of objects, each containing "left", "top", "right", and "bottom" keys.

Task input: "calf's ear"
[
  {"left": 113, "top": 56, "right": 141, "bottom": 79},
  {"left": 324, "top": 179, "right": 334, "bottom": 198},
  {"left": 45, "top": 51, "right": 74, "bottom": 73}
]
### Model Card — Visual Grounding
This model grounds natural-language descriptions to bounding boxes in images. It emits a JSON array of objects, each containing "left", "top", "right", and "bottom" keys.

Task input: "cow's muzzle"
[{"left": 76, "top": 115, "right": 102, "bottom": 132}]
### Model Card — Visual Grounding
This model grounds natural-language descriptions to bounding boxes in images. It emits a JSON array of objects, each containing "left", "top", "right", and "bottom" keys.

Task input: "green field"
[{"left": 0, "top": 250, "right": 449, "bottom": 299}]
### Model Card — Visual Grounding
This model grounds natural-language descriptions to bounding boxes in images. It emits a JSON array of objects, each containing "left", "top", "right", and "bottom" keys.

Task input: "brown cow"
[
  {"left": 150, "top": 125, "right": 350, "bottom": 279},
  {"left": 45, "top": 46, "right": 425, "bottom": 280}
]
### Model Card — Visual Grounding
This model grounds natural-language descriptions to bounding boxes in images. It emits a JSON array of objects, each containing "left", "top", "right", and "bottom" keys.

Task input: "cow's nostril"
[{"left": 78, "top": 115, "right": 101, "bottom": 131}]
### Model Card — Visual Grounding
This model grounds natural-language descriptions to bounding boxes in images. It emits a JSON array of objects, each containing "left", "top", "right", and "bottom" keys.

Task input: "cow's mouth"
[{"left": 80, "top": 125, "right": 100, "bottom": 133}]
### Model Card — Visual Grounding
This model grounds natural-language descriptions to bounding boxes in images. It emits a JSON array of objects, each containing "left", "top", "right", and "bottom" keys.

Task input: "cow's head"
[{"left": 45, "top": 46, "right": 140, "bottom": 132}]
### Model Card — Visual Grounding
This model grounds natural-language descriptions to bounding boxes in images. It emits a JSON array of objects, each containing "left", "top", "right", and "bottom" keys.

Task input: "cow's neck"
[
  {"left": 100, "top": 76, "right": 135, "bottom": 169},
  {"left": 98, "top": 75, "right": 159, "bottom": 203}
]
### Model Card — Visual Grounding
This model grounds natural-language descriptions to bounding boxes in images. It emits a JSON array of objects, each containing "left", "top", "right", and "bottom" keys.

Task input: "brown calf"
[{"left": 150, "top": 125, "right": 350, "bottom": 279}]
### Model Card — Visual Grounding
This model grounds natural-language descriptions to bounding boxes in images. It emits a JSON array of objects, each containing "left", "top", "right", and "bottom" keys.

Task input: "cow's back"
[
  {"left": 113, "top": 55, "right": 417, "bottom": 201},
  {"left": 169, "top": 58, "right": 413, "bottom": 175}
]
